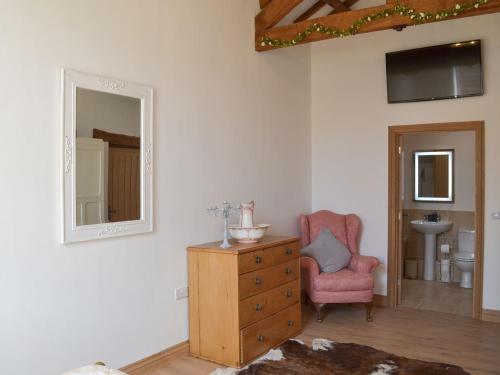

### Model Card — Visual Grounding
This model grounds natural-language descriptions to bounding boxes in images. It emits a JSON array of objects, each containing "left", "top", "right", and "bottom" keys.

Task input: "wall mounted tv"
[{"left": 386, "top": 40, "right": 483, "bottom": 103}]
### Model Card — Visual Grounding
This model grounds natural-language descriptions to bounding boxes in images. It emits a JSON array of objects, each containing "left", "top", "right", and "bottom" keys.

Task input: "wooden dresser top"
[{"left": 187, "top": 235, "right": 301, "bottom": 255}]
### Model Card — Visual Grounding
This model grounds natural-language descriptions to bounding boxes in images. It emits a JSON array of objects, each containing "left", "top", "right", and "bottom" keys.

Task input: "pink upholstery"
[
  {"left": 350, "top": 254, "right": 380, "bottom": 274},
  {"left": 300, "top": 211, "right": 379, "bottom": 307},
  {"left": 300, "top": 210, "right": 361, "bottom": 253},
  {"left": 314, "top": 269, "right": 373, "bottom": 292}
]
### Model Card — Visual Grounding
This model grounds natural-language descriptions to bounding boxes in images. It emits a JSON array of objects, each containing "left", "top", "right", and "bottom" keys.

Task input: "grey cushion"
[{"left": 301, "top": 229, "right": 352, "bottom": 273}]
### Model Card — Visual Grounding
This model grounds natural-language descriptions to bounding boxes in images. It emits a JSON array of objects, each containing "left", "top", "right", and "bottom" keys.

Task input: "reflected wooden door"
[
  {"left": 108, "top": 147, "right": 140, "bottom": 222},
  {"left": 433, "top": 155, "right": 449, "bottom": 197}
]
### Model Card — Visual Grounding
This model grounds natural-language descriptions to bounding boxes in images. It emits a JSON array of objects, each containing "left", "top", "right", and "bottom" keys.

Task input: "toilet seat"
[{"left": 454, "top": 252, "right": 475, "bottom": 261}]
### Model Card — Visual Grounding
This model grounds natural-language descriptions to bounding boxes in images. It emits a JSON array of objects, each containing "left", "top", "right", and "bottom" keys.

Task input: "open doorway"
[{"left": 388, "top": 122, "right": 484, "bottom": 319}]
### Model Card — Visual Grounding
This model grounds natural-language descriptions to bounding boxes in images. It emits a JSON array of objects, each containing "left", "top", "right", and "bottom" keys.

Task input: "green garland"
[{"left": 260, "top": 0, "right": 489, "bottom": 48}]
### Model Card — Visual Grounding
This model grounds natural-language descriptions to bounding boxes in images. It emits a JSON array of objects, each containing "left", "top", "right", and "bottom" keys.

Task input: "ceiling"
[
  {"left": 256, "top": 0, "right": 500, "bottom": 51},
  {"left": 275, "top": 0, "right": 386, "bottom": 27}
]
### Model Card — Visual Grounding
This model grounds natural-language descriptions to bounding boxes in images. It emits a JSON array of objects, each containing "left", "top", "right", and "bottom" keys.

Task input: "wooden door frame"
[
  {"left": 93, "top": 128, "right": 140, "bottom": 149},
  {"left": 388, "top": 121, "right": 485, "bottom": 320}
]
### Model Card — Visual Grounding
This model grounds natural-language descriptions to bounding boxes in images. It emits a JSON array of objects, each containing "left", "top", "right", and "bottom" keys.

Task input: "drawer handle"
[
  {"left": 255, "top": 304, "right": 263, "bottom": 311},
  {"left": 285, "top": 290, "right": 293, "bottom": 298},
  {"left": 255, "top": 256, "right": 262, "bottom": 264},
  {"left": 285, "top": 267, "right": 293, "bottom": 275},
  {"left": 286, "top": 247, "right": 293, "bottom": 255},
  {"left": 255, "top": 277, "right": 262, "bottom": 286},
  {"left": 257, "top": 335, "right": 265, "bottom": 342},
  {"left": 287, "top": 320, "right": 294, "bottom": 327}
]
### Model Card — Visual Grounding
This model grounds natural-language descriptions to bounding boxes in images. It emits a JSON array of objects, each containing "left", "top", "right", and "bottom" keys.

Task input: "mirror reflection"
[
  {"left": 75, "top": 88, "right": 141, "bottom": 226},
  {"left": 414, "top": 150, "right": 454, "bottom": 202}
]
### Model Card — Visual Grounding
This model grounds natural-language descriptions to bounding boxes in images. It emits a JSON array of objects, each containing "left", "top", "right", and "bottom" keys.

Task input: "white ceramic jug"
[{"left": 239, "top": 201, "right": 255, "bottom": 228}]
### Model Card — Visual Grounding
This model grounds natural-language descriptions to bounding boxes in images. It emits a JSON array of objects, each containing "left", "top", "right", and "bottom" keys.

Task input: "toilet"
[{"left": 454, "top": 229, "right": 475, "bottom": 288}]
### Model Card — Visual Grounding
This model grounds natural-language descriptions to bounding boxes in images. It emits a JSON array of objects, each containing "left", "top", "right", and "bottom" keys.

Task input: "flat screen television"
[{"left": 386, "top": 40, "right": 483, "bottom": 103}]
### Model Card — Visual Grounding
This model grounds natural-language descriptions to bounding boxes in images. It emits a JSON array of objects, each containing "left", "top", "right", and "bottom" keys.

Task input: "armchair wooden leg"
[
  {"left": 314, "top": 303, "right": 325, "bottom": 323},
  {"left": 365, "top": 302, "right": 374, "bottom": 322},
  {"left": 301, "top": 290, "right": 308, "bottom": 305}
]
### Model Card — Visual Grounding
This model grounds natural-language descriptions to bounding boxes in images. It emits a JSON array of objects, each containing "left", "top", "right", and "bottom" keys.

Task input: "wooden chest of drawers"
[{"left": 187, "top": 236, "right": 302, "bottom": 368}]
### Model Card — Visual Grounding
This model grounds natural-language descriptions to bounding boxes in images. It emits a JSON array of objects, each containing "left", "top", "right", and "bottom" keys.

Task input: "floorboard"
[
  {"left": 139, "top": 304, "right": 500, "bottom": 375},
  {"left": 401, "top": 278, "right": 473, "bottom": 317}
]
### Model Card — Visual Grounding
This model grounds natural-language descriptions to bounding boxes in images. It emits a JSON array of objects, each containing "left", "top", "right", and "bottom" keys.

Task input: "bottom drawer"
[{"left": 240, "top": 303, "right": 301, "bottom": 364}]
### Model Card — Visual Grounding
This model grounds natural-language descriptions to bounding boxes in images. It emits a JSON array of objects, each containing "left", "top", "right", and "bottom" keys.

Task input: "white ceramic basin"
[
  {"left": 228, "top": 224, "right": 270, "bottom": 243},
  {"left": 410, "top": 220, "right": 452, "bottom": 281},
  {"left": 411, "top": 220, "right": 453, "bottom": 235}
]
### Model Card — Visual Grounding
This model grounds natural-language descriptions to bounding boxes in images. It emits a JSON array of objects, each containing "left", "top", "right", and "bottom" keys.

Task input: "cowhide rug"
[{"left": 211, "top": 339, "right": 470, "bottom": 375}]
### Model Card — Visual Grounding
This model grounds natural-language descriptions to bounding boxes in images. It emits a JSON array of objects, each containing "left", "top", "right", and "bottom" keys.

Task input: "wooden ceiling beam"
[
  {"left": 295, "top": 0, "right": 359, "bottom": 24},
  {"left": 294, "top": 1, "right": 326, "bottom": 23},
  {"left": 322, "top": 0, "right": 349, "bottom": 12},
  {"left": 256, "top": 0, "right": 305, "bottom": 32},
  {"left": 260, "top": 0, "right": 272, "bottom": 9},
  {"left": 328, "top": 0, "right": 359, "bottom": 14},
  {"left": 256, "top": 0, "right": 500, "bottom": 51}
]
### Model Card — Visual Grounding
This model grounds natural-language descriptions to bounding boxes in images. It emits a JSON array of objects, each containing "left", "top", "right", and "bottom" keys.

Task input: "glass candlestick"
[{"left": 206, "top": 201, "right": 237, "bottom": 249}]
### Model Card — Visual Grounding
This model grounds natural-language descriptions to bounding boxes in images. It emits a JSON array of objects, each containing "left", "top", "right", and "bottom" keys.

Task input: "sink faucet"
[{"left": 424, "top": 212, "right": 440, "bottom": 222}]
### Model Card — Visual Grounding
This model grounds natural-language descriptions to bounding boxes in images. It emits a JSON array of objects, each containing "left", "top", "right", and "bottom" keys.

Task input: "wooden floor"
[
  {"left": 402, "top": 278, "right": 473, "bottom": 317},
  {"left": 138, "top": 304, "right": 500, "bottom": 375}
]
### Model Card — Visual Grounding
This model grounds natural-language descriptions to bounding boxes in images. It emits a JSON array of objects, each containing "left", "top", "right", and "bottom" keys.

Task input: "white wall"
[
  {"left": 76, "top": 88, "right": 141, "bottom": 138},
  {"left": 403, "top": 131, "right": 475, "bottom": 211},
  {"left": 0, "top": 1, "right": 311, "bottom": 374},
  {"left": 311, "top": 14, "right": 500, "bottom": 307}
]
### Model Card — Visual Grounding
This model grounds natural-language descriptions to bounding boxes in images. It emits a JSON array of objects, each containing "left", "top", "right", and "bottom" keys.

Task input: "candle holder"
[{"left": 206, "top": 201, "right": 239, "bottom": 248}]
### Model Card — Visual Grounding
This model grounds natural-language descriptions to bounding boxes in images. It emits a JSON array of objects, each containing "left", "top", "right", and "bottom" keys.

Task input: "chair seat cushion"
[{"left": 313, "top": 269, "right": 374, "bottom": 292}]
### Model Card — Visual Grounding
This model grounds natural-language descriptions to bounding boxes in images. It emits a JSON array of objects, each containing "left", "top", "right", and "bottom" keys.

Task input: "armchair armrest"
[
  {"left": 301, "top": 256, "right": 320, "bottom": 276},
  {"left": 301, "top": 256, "right": 320, "bottom": 295},
  {"left": 350, "top": 254, "right": 379, "bottom": 274}
]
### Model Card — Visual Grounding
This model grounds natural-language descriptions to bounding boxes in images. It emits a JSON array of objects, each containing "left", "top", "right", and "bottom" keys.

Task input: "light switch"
[
  {"left": 492, "top": 212, "right": 500, "bottom": 220},
  {"left": 174, "top": 286, "right": 189, "bottom": 300}
]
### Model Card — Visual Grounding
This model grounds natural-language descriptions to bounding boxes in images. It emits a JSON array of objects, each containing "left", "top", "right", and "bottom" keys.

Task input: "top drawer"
[{"left": 238, "top": 241, "right": 300, "bottom": 274}]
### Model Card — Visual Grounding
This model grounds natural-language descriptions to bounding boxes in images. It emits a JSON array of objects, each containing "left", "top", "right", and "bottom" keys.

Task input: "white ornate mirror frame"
[{"left": 61, "top": 69, "right": 153, "bottom": 243}]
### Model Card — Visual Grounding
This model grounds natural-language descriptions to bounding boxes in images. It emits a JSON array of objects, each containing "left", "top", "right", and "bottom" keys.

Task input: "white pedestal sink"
[{"left": 410, "top": 220, "right": 453, "bottom": 281}]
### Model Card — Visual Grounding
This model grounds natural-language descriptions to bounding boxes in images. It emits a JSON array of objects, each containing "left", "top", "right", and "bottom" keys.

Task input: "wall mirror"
[
  {"left": 61, "top": 69, "right": 153, "bottom": 243},
  {"left": 414, "top": 150, "right": 454, "bottom": 203}
]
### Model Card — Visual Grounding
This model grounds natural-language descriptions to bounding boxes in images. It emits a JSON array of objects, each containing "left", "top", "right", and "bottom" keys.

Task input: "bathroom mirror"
[
  {"left": 414, "top": 150, "right": 454, "bottom": 203},
  {"left": 61, "top": 70, "right": 153, "bottom": 243}
]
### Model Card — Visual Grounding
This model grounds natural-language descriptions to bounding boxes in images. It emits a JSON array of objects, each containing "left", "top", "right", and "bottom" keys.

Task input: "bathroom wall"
[
  {"left": 401, "top": 131, "right": 475, "bottom": 281},
  {"left": 403, "top": 131, "right": 475, "bottom": 211},
  {"left": 403, "top": 209, "right": 475, "bottom": 282}
]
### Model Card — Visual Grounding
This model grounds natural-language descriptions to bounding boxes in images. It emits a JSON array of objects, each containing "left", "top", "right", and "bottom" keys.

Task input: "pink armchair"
[{"left": 300, "top": 210, "right": 380, "bottom": 322}]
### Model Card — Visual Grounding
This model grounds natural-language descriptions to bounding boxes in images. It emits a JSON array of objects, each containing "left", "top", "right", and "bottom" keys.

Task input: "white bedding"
[{"left": 62, "top": 364, "right": 127, "bottom": 375}]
